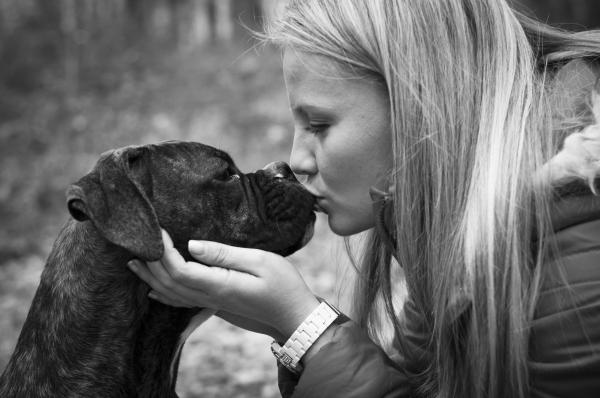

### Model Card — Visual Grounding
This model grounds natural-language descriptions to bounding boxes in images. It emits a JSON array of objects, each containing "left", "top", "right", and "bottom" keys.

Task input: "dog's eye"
[{"left": 215, "top": 169, "right": 240, "bottom": 183}]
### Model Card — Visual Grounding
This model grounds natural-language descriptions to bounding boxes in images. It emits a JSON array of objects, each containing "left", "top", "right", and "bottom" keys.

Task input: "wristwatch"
[{"left": 271, "top": 300, "right": 343, "bottom": 374}]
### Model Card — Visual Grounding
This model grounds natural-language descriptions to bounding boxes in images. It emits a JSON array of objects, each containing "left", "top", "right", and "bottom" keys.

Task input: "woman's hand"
[{"left": 127, "top": 230, "right": 320, "bottom": 342}]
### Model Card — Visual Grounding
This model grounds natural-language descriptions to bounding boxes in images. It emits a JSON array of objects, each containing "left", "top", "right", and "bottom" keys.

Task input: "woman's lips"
[
  {"left": 313, "top": 198, "right": 327, "bottom": 213},
  {"left": 305, "top": 186, "right": 326, "bottom": 212}
]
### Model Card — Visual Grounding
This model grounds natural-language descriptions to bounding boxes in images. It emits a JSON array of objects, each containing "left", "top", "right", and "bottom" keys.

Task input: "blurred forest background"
[{"left": 0, "top": 1, "right": 599, "bottom": 397}]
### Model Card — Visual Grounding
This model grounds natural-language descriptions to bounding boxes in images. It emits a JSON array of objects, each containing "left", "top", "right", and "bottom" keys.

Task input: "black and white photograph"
[{"left": 1, "top": 1, "right": 599, "bottom": 397}]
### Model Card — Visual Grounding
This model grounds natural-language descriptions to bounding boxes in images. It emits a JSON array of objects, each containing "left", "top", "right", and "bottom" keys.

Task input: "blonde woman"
[{"left": 128, "top": 1, "right": 600, "bottom": 397}]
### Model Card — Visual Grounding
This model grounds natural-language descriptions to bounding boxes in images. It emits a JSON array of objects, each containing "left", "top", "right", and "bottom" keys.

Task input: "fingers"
[
  {"left": 128, "top": 256, "right": 215, "bottom": 308},
  {"left": 128, "top": 230, "right": 255, "bottom": 306},
  {"left": 160, "top": 229, "right": 185, "bottom": 267},
  {"left": 154, "top": 230, "right": 235, "bottom": 291},
  {"left": 188, "top": 239, "right": 270, "bottom": 275},
  {"left": 128, "top": 258, "right": 195, "bottom": 305},
  {"left": 127, "top": 230, "right": 318, "bottom": 340},
  {"left": 147, "top": 289, "right": 193, "bottom": 308}
]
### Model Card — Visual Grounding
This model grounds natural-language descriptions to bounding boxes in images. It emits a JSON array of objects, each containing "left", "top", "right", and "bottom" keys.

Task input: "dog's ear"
[{"left": 66, "top": 148, "right": 163, "bottom": 261}]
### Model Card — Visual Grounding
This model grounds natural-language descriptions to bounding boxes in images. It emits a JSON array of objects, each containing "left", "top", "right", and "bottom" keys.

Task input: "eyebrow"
[{"left": 291, "top": 103, "right": 338, "bottom": 117}]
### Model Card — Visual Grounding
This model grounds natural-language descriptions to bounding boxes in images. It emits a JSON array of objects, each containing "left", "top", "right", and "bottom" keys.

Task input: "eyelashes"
[
  {"left": 305, "top": 123, "right": 330, "bottom": 135},
  {"left": 292, "top": 107, "right": 332, "bottom": 135}
]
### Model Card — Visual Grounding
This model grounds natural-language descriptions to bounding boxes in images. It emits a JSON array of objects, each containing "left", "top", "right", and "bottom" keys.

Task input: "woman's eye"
[{"left": 306, "top": 123, "right": 329, "bottom": 135}]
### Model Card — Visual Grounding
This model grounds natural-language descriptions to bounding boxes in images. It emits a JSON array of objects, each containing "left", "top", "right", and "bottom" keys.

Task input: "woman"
[{"left": 127, "top": 1, "right": 600, "bottom": 397}]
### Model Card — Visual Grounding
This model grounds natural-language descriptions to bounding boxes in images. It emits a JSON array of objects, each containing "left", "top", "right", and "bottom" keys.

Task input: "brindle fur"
[{"left": 0, "top": 141, "right": 315, "bottom": 397}]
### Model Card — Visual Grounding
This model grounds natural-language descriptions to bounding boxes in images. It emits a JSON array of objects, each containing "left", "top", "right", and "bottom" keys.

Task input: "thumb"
[{"left": 188, "top": 240, "right": 268, "bottom": 275}]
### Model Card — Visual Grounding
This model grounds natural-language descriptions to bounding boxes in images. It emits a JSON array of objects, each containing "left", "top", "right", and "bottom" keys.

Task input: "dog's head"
[{"left": 66, "top": 141, "right": 316, "bottom": 261}]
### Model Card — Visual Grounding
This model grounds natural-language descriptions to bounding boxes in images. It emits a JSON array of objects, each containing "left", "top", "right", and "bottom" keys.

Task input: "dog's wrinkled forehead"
[
  {"left": 149, "top": 141, "right": 231, "bottom": 162},
  {"left": 146, "top": 141, "right": 236, "bottom": 183},
  {"left": 97, "top": 141, "right": 235, "bottom": 177}
]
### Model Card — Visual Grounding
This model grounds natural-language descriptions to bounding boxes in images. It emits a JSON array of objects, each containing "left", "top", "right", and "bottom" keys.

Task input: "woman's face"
[{"left": 283, "top": 49, "right": 393, "bottom": 236}]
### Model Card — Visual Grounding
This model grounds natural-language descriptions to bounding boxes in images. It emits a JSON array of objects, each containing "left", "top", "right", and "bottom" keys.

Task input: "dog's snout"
[{"left": 262, "top": 161, "right": 296, "bottom": 181}]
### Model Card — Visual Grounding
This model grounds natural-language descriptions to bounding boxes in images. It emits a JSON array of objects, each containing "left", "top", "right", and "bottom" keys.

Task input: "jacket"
[
  {"left": 277, "top": 186, "right": 600, "bottom": 398},
  {"left": 277, "top": 62, "right": 600, "bottom": 398}
]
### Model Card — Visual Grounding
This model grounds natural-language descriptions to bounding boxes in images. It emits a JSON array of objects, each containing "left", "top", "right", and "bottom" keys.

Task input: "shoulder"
[
  {"left": 286, "top": 321, "right": 413, "bottom": 398},
  {"left": 529, "top": 190, "right": 600, "bottom": 397},
  {"left": 542, "top": 189, "right": 600, "bottom": 292}
]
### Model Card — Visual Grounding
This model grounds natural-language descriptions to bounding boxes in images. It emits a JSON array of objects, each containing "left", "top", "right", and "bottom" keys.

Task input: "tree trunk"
[
  {"left": 126, "top": 0, "right": 150, "bottom": 40},
  {"left": 60, "top": 0, "right": 79, "bottom": 93}
]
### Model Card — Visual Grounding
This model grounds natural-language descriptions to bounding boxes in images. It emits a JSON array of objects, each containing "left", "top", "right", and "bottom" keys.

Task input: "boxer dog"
[{"left": 0, "top": 141, "right": 316, "bottom": 397}]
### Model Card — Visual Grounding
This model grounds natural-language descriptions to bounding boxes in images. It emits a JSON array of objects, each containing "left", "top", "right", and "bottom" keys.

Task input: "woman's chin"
[{"left": 327, "top": 213, "right": 372, "bottom": 236}]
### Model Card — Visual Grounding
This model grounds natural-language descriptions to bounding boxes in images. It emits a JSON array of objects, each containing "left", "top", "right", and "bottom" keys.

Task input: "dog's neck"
[{"left": 1, "top": 220, "right": 198, "bottom": 398}]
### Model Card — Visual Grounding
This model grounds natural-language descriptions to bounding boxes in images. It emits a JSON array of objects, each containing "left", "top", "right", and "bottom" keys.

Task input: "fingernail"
[
  {"left": 161, "top": 229, "right": 172, "bottom": 245},
  {"left": 188, "top": 240, "right": 204, "bottom": 254},
  {"left": 127, "top": 260, "right": 138, "bottom": 272}
]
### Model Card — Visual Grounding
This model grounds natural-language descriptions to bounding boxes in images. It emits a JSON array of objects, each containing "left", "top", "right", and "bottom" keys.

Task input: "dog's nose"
[{"left": 262, "top": 161, "right": 296, "bottom": 181}]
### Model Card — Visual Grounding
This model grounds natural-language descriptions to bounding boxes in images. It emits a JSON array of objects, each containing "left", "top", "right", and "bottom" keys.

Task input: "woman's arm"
[
  {"left": 529, "top": 224, "right": 600, "bottom": 398},
  {"left": 277, "top": 320, "right": 414, "bottom": 398},
  {"left": 128, "top": 229, "right": 320, "bottom": 342},
  {"left": 129, "top": 230, "right": 420, "bottom": 397}
]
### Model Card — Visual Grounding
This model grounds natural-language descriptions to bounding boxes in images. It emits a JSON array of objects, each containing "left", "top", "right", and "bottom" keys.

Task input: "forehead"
[
  {"left": 283, "top": 49, "right": 358, "bottom": 94},
  {"left": 282, "top": 49, "right": 387, "bottom": 110},
  {"left": 283, "top": 49, "right": 347, "bottom": 81}
]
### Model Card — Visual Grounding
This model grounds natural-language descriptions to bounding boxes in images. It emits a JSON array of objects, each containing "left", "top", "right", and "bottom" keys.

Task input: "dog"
[{"left": 0, "top": 141, "right": 316, "bottom": 397}]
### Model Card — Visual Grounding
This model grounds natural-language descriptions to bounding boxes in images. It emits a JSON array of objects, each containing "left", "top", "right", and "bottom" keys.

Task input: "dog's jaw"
[{"left": 300, "top": 216, "right": 315, "bottom": 247}]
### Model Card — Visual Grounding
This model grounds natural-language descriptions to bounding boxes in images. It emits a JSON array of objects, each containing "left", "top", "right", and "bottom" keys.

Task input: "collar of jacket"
[
  {"left": 551, "top": 178, "right": 600, "bottom": 232},
  {"left": 370, "top": 181, "right": 600, "bottom": 326}
]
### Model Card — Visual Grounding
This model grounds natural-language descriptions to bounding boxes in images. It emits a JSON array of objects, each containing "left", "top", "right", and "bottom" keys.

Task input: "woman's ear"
[{"left": 66, "top": 148, "right": 163, "bottom": 261}]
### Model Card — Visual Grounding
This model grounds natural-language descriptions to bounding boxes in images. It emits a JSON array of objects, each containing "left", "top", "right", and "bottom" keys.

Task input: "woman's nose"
[{"left": 289, "top": 134, "right": 317, "bottom": 177}]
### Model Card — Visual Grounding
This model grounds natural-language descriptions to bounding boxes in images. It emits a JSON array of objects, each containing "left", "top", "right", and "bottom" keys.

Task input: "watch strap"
[{"left": 271, "top": 300, "right": 341, "bottom": 374}]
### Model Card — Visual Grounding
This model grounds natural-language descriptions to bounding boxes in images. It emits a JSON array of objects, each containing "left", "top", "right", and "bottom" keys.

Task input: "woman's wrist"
[
  {"left": 276, "top": 295, "right": 321, "bottom": 341},
  {"left": 271, "top": 299, "right": 346, "bottom": 374}
]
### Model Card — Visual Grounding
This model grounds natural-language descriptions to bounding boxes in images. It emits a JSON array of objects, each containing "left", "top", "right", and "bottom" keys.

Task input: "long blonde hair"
[{"left": 267, "top": 1, "right": 600, "bottom": 397}]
